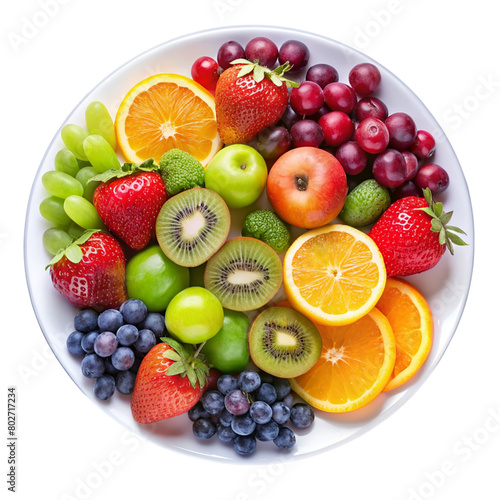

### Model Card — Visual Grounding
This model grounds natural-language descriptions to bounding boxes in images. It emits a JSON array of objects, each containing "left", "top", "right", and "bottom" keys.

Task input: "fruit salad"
[{"left": 33, "top": 32, "right": 468, "bottom": 457}]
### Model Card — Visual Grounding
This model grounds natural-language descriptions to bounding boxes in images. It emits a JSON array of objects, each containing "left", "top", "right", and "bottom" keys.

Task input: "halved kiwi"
[
  {"left": 204, "top": 237, "right": 282, "bottom": 311},
  {"left": 248, "top": 307, "right": 322, "bottom": 378},
  {"left": 156, "top": 187, "right": 230, "bottom": 267}
]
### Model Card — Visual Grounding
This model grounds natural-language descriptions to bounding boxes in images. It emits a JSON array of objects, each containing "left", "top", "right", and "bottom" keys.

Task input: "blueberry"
[
  {"left": 111, "top": 347, "right": 135, "bottom": 371},
  {"left": 271, "top": 401, "right": 291, "bottom": 425},
  {"left": 192, "top": 418, "right": 217, "bottom": 439},
  {"left": 97, "top": 309, "right": 124, "bottom": 333},
  {"left": 219, "top": 407, "right": 234, "bottom": 427},
  {"left": 81, "top": 354, "right": 105, "bottom": 378},
  {"left": 133, "top": 329, "right": 156, "bottom": 353},
  {"left": 140, "top": 312, "right": 166, "bottom": 338},
  {"left": 81, "top": 331, "right": 99, "bottom": 354},
  {"left": 119, "top": 299, "right": 148, "bottom": 325},
  {"left": 233, "top": 435, "right": 257, "bottom": 456},
  {"left": 217, "top": 424, "right": 237, "bottom": 443},
  {"left": 290, "top": 403, "right": 315, "bottom": 428},
  {"left": 237, "top": 370, "right": 261, "bottom": 393},
  {"left": 201, "top": 390, "right": 225, "bottom": 415},
  {"left": 258, "top": 371, "right": 275, "bottom": 385},
  {"left": 188, "top": 401, "right": 211, "bottom": 422},
  {"left": 104, "top": 357, "right": 119, "bottom": 375},
  {"left": 249, "top": 401, "right": 272, "bottom": 424},
  {"left": 217, "top": 374, "right": 238, "bottom": 395},
  {"left": 282, "top": 393, "right": 294, "bottom": 409},
  {"left": 255, "top": 420, "right": 280, "bottom": 441},
  {"left": 224, "top": 390, "right": 250, "bottom": 415},
  {"left": 74, "top": 309, "right": 99, "bottom": 333},
  {"left": 231, "top": 413, "right": 256, "bottom": 436},
  {"left": 93, "top": 374, "right": 115, "bottom": 400},
  {"left": 273, "top": 426, "right": 296, "bottom": 449},
  {"left": 94, "top": 332, "right": 118, "bottom": 357},
  {"left": 255, "top": 383, "right": 277, "bottom": 404},
  {"left": 273, "top": 378, "right": 291, "bottom": 400},
  {"left": 116, "top": 324, "right": 139, "bottom": 346},
  {"left": 115, "top": 370, "right": 136, "bottom": 395},
  {"left": 66, "top": 331, "right": 85, "bottom": 356}
]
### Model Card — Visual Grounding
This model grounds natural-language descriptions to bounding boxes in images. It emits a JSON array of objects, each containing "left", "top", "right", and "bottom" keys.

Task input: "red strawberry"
[
  {"left": 92, "top": 160, "right": 167, "bottom": 250},
  {"left": 131, "top": 338, "right": 210, "bottom": 424},
  {"left": 48, "top": 230, "right": 127, "bottom": 310},
  {"left": 368, "top": 188, "right": 467, "bottom": 277},
  {"left": 215, "top": 59, "right": 297, "bottom": 145}
]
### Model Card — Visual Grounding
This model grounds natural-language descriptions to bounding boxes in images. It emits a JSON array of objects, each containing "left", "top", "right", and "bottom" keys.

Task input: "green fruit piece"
[
  {"left": 156, "top": 187, "right": 231, "bottom": 267},
  {"left": 159, "top": 148, "right": 205, "bottom": 196},
  {"left": 42, "top": 227, "right": 73, "bottom": 256},
  {"left": 39, "top": 196, "right": 72, "bottom": 226},
  {"left": 165, "top": 286, "right": 224, "bottom": 344},
  {"left": 75, "top": 166, "right": 100, "bottom": 202},
  {"left": 126, "top": 245, "right": 190, "bottom": 312},
  {"left": 85, "top": 101, "right": 117, "bottom": 150},
  {"left": 201, "top": 308, "right": 250, "bottom": 373},
  {"left": 339, "top": 179, "right": 391, "bottom": 227},
  {"left": 242, "top": 209, "right": 290, "bottom": 253},
  {"left": 248, "top": 307, "right": 322, "bottom": 378},
  {"left": 54, "top": 149, "right": 80, "bottom": 177},
  {"left": 204, "top": 237, "right": 282, "bottom": 312}
]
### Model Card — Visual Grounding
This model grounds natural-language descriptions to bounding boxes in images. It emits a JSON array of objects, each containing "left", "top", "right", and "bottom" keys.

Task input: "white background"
[{"left": 2, "top": 0, "right": 499, "bottom": 499}]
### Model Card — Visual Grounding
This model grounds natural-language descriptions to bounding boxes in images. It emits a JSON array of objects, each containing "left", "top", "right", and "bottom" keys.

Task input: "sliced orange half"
[
  {"left": 290, "top": 307, "right": 396, "bottom": 412},
  {"left": 376, "top": 278, "right": 433, "bottom": 392},
  {"left": 115, "top": 74, "right": 222, "bottom": 166},
  {"left": 283, "top": 224, "right": 386, "bottom": 326}
]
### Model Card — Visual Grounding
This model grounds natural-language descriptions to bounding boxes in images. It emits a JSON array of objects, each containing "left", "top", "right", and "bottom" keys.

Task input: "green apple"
[
  {"left": 125, "top": 245, "right": 189, "bottom": 312},
  {"left": 201, "top": 309, "right": 250, "bottom": 373},
  {"left": 204, "top": 144, "right": 268, "bottom": 209},
  {"left": 165, "top": 287, "right": 224, "bottom": 344}
]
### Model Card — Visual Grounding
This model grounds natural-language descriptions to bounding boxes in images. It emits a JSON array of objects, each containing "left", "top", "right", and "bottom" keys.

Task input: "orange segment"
[
  {"left": 290, "top": 307, "right": 396, "bottom": 412},
  {"left": 283, "top": 224, "right": 386, "bottom": 326},
  {"left": 376, "top": 278, "right": 433, "bottom": 392},
  {"left": 115, "top": 74, "right": 222, "bottom": 166}
]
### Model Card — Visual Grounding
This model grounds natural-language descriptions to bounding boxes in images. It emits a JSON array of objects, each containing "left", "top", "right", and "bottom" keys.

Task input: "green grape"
[
  {"left": 83, "top": 135, "right": 120, "bottom": 173},
  {"left": 42, "top": 170, "right": 84, "bottom": 199},
  {"left": 85, "top": 101, "right": 116, "bottom": 150},
  {"left": 61, "top": 124, "right": 89, "bottom": 161},
  {"left": 76, "top": 166, "right": 100, "bottom": 201},
  {"left": 42, "top": 227, "right": 73, "bottom": 255},
  {"left": 67, "top": 222, "right": 86, "bottom": 239},
  {"left": 64, "top": 195, "right": 106, "bottom": 230},
  {"left": 54, "top": 149, "right": 79, "bottom": 177},
  {"left": 77, "top": 158, "right": 92, "bottom": 168},
  {"left": 39, "top": 196, "right": 72, "bottom": 226}
]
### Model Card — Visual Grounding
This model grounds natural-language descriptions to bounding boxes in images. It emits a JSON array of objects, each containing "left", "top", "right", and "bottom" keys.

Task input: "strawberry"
[
  {"left": 131, "top": 338, "right": 210, "bottom": 424},
  {"left": 48, "top": 230, "right": 127, "bottom": 310},
  {"left": 215, "top": 59, "right": 297, "bottom": 145},
  {"left": 92, "top": 159, "right": 167, "bottom": 250},
  {"left": 368, "top": 188, "right": 467, "bottom": 277}
]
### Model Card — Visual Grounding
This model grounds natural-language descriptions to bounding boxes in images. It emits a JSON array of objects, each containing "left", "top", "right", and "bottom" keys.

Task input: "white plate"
[{"left": 24, "top": 25, "right": 474, "bottom": 462}]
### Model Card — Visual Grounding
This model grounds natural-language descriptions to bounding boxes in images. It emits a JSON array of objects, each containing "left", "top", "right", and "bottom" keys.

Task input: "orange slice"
[
  {"left": 290, "top": 307, "right": 396, "bottom": 412},
  {"left": 376, "top": 277, "right": 433, "bottom": 392},
  {"left": 115, "top": 74, "right": 222, "bottom": 166},
  {"left": 283, "top": 224, "right": 386, "bottom": 326}
]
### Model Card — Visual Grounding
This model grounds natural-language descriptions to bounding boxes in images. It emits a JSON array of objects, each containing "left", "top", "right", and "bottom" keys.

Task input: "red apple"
[{"left": 267, "top": 147, "right": 348, "bottom": 228}]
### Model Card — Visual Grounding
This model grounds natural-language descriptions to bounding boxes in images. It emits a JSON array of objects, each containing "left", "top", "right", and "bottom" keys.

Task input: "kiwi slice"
[
  {"left": 156, "top": 187, "right": 230, "bottom": 267},
  {"left": 248, "top": 307, "right": 322, "bottom": 378},
  {"left": 204, "top": 237, "right": 282, "bottom": 311}
]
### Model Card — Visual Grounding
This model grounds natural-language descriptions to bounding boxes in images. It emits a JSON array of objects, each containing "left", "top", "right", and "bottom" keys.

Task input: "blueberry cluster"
[
  {"left": 189, "top": 370, "right": 314, "bottom": 455},
  {"left": 66, "top": 299, "right": 165, "bottom": 401}
]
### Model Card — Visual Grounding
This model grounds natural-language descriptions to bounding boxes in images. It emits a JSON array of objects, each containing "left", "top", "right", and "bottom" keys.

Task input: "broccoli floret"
[
  {"left": 159, "top": 149, "right": 205, "bottom": 195},
  {"left": 242, "top": 210, "right": 290, "bottom": 253}
]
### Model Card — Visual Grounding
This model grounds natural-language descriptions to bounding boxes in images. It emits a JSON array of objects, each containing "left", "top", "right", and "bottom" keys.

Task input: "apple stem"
[
  {"left": 193, "top": 341, "right": 206, "bottom": 359},
  {"left": 240, "top": 163, "right": 247, "bottom": 170},
  {"left": 294, "top": 175, "right": 308, "bottom": 191}
]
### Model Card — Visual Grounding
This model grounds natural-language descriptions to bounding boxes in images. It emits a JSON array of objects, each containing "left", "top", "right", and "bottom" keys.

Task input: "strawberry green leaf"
[
  {"left": 163, "top": 350, "right": 181, "bottom": 362},
  {"left": 253, "top": 65, "right": 265, "bottom": 82},
  {"left": 439, "top": 210, "right": 453, "bottom": 225},
  {"left": 433, "top": 202, "right": 443, "bottom": 217},
  {"left": 446, "top": 225, "right": 467, "bottom": 235},
  {"left": 90, "top": 158, "right": 158, "bottom": 183},
  {"left": 439, "top": 226, "right": 446, "bottom": 245},
  {"left": 238, "top": 64, "right": 256, "bottom": 78},
  {"left": 65, "top": 244, "right": 83, "bottom": 264},
  {"left": 447, "top": 231, "right": 468, "bottom": 247},
  {"left": 417, "top": 207, "right": 437, "bottom": 218},
  {"left": 186, "top": 369, "right": 197, "bottom": 388},
  {"left": 230, "top": 58, "right": 253, "bottom": 65},
  {"left": 430, "top": 219, "right": 443, "bottom": 233},
  {"left": 166, "top": 361, "right": 186, "bottom": 377}
]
